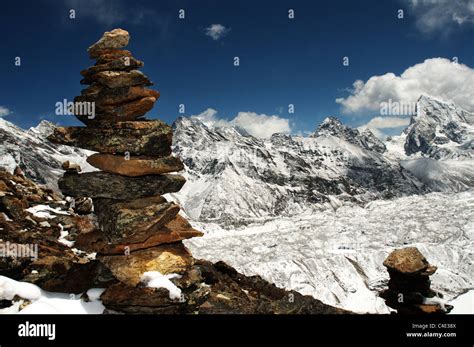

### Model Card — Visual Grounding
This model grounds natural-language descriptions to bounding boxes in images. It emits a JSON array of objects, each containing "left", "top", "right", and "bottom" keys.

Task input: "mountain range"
[{"left": 1, "top": 95, "right": 472, "bottom": 226}]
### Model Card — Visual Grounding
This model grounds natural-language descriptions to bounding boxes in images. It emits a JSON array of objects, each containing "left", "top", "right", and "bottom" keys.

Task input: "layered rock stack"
[
  {"left": 48, "top": 29, "right": 203, "bottom": 290},
  {"left": 380, "top": 247, "right": 453, "bottom": 314}
]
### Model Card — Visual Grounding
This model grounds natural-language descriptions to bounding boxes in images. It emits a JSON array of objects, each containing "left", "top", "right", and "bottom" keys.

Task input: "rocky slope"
[{"left": 0, "top": 168, "right": 348, "bottom": 314}]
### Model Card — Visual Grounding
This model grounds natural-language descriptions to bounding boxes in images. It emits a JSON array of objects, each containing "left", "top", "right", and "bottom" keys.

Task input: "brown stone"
[
  {"left": 95, "top": 96, "right": 157, "bottom": 119},
  {"left": 100, "top": 283, "right": 187, "bottom": 314},
  {"left": 87, "top": 153, "right": 184, "bottom": 176},
  {"left": 80, "top": 56, "right": 144, "bottom": 77},
  {"left": 94, "top": 198, "right": 181, "bottom": 240},
  {"left": 88, "top": 29, "right": 130, "bottom": 58},
  {"left": 75, "top": 213, "right": 203, "bottom": 255},
  {"left": 99, "top": 243, "right": 194, "bottom": 286},
  {"left": 58, "top": 172, "right": 186, "bottom": 200},
  {"left": 61, "top": 161, "right": 81, "bottom": 173},
  {"left": 76, "top": 85, "right": 159, "bottom": 107},
  {"left": 383, "top": 247, "right": 431, "bottom": 274},
  {"left": 100, "top": 215, "right": 204, "bottom": 255},
  {"left": 95, "top": 50, "right": 132, "bottom": 64},
  {"left": 84, "top": 70, "right": 152, "bottom": 88},
  {"left": 48, "top": 120, "right": 173, "bottom": 156}
]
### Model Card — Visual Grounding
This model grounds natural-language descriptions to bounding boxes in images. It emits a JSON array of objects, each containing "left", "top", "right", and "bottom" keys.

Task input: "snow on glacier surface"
[{"left": 185, "top": 190, "right": 474, "bottom": 313}]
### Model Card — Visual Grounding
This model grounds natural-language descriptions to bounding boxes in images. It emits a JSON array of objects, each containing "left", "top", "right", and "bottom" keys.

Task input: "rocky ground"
[{"left": 0, "top": 168, "right": 348, "bottom": 314}]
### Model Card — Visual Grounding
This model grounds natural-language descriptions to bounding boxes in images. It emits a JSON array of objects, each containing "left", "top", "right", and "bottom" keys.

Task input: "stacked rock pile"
[
  {"left": 48, "top": 28, "right": 203, "bottom": 288},
  {"left": 44, "top": 29, "right": 349, "bottom": 314},
  {"left": 380, "top": 247, "right": 453, "bottom": 314}
]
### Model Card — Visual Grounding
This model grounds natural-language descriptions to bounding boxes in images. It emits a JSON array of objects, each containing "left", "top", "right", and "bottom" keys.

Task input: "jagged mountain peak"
[
  {"left": 312, "top": 116, "right": 386, "bottom": 153},
  {"left": 28, "top": 119, "right": 56, "bottom": 137},
  {"left": 404, "top": 95, "right": 474, "bottom": 158}
]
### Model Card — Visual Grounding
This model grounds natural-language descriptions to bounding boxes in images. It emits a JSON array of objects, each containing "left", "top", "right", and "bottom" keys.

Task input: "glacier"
[{"left": 185, "top": 190, "right": 474, "bottom": 313}]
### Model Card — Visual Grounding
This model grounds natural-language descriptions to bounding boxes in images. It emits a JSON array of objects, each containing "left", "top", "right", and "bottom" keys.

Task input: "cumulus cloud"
[
  {"left": 0, "top": 106, "right": 11, "bottom": 117},
  {"left": 191, "top": 108, "right": 291, "bottom": 138},
  {"left": 336, "top": 58, "right": 474, "bottom": 114},
  {"left": 358, "top": 117, "right": 410, "bottom": 139},
  {"left": 205, "top": 24, "right": 231, "bottom": 41},
  {"left": 403, "top": 0, "right": 474, "bottom": 34}
]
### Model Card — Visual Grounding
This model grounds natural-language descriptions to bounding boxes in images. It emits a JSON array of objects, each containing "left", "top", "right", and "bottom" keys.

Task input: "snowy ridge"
[
  {"left": 171, "top": 116, "right": 425, "bottom": 226},
  {"left": 0, "top": 119, "right": 96, "bottom": 190},
  {"left": 404, "top": 95, "right": 474, "bottom": 159},
  {"left": 382, "top": 95, "right": 474, "bottom": 192}
]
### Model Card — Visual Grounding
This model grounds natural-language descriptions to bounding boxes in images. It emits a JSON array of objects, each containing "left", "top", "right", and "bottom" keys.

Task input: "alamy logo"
[
  {"left": 18, "top": 321, "right": 56, "bottom": 341},
  {"left": 380, "top": 99, "right": 417, "bottom": 116},
  {"left": 55, "top": 99, "right": 95, "bottom": 119},
  {"left": 0, "top": 241, "right": 38, "bottom": 260}
]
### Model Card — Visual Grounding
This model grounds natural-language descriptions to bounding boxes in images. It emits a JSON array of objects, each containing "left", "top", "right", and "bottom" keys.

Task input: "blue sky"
[{"left": 1, "top": 0, "right": 474, "bottom": 138}]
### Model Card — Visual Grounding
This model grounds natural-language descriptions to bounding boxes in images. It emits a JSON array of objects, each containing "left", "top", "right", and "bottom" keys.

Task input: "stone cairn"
[
  {"left": 380, "top": 247, "right": 452, "bottom": 314},
  {"left": 48, "top": 28, "right": 203, "bottom": 291}
]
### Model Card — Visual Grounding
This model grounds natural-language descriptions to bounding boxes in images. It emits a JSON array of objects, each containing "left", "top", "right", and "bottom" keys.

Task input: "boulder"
[
  {"left": 88, "top": 29, "right": 130, "bottom": 58},
  {"left": 99, "top": 243, "right": 194, "bottom": 286},
  {"left": 383, "top": 247, "right": 431, "bottom": 275}
]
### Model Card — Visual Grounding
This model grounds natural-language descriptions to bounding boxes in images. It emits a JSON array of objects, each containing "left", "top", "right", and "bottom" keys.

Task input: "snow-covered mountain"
[
  {"left": 0, "top": 95, "right": 472, "bottom": 223},
  {"left": 0, "top": 119, "right": 95, "bottom": 190},
  {"left": 385, "top": 95, "right": 474, "bottom": 192},
  {"left": 404, "top": 95, "right": 474, "bottom": 159},
  {"left": 171, "top": 116, "right": 425, "bottom": 226}
]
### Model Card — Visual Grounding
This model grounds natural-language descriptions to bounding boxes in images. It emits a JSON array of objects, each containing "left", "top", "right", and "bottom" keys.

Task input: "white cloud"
[
  {"left": 403, "top": 0, "right": 474, "bottom": 34},
  {"left": 336, "top": 58, "right": 474, "bottom": 114},
  {"left": 358, "top": 117, "right": 410, "bottom": 139},
  {"left": 231, "top": 112, "right": 291, "bottom": 138},
  {"left": 0, "top": 106, "right": 11, "bottom": 117},
  {"left": 205, "top": 24, "right": 230, "bottom": 41},
  {"left": 191, "top": 108, "right": 291, "bottom": 138}
]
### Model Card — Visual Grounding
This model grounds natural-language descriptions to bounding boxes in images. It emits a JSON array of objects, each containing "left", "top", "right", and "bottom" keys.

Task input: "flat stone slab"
[
  {"left": 48, "top": 120, "right": 172, "bottom": 156},
  {"left": 94, "top": 197, "right": 180, "bottom": 239},
  {"left": 58, "top": 172, "right": 186, "bottom": 200},
  {"left": 75, "top": 214, "right": 203, "bottom": 255},
  {"left": 87, "top": 153, "right": 184, "bottom": 176},
  {"left": 76, "top": 84, "right": 160, "bottom": 107},
  {"left": 82, "top": 70, "right": 152, "bottom": 88}
]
